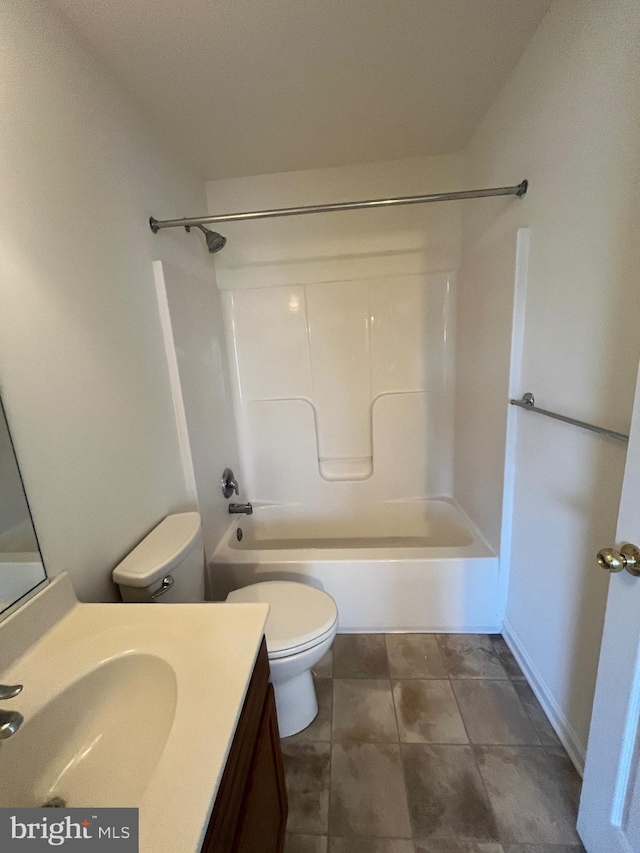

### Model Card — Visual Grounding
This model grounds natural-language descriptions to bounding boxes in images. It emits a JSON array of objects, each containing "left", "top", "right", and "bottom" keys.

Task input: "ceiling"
[{"left": 53, "top": 0, "right": 552, "bottom": 180}]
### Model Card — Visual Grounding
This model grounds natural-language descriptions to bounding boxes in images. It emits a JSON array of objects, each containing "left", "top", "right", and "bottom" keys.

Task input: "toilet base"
[
  {"left": 268, "top": 630, "right": 336, "bottom": 738},
  {"left": 272, "top": 668, "right": 318, "bottom": 738}
]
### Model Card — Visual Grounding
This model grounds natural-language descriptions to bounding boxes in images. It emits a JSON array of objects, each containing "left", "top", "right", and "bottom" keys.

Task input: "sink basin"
[
  {"left": 0, "top": 575, "right": 269, "bottom": 853},
  {"left": 0, "top": 652, "right": 177, "bottom": 808}
]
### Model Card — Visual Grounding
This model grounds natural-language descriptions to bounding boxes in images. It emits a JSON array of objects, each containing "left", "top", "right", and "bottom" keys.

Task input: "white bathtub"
[{"left": 209, "top": 498, "right": 500, "bottom": 632}]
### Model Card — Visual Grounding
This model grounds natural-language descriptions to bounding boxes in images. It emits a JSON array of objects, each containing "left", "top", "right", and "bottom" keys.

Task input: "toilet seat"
[
  {"left": 226, "top": 581, "right": 338, "bottom": 659},
  {"left": 267, "top": 620, "right": 337, "bottom": 660}
]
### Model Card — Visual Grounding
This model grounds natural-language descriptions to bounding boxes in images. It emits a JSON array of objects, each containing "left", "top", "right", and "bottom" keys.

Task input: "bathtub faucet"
[
  {"left": 229, "top": 503, "right": 253, "bottom": 515},
  {"left": 0, "top": 683, "right": 23, "bottom": 740}
]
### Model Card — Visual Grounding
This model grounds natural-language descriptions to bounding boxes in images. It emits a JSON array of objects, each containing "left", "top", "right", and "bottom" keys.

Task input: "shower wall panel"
[
  {"left": 306, "top": 281, "right": 372, "bottom": 479},
  {"left": 223, "top": 271, "right": 455, "bottom": 512}
]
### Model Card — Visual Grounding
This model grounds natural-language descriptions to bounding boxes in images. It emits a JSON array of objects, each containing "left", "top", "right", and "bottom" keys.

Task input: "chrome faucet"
[
  {"left": 229, "top": 503, "right": 253, "bottom": 515},
  {"left": 0, "top": 684, "right": 23, "bottom": 740},
  {"left": 221, "top": 468, "right": 240, "bottom": 499},
  {"left": 0, "top": 684, "right": 22, "bottom": 700}
]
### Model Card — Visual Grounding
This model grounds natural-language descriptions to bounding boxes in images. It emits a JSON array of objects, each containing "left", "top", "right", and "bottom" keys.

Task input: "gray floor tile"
[
  {"left": 330, "top": 742, "right": 412, "bottom": 838},
  {"left": 511, "top": 681, "right": 561, "bottom": 747},
  {"left": 334, "top": 634, "right": 390, "bottom": 678},
  {"left": 415, "top": 842, "right": 505, "bottom": 852},
  {"left": 285, "top": 835, "right": 328, "bottom": 853},
  {"left": 333, "top": 679, "right": 398, "bottom": 743},
  {"left": 386, "top": 634, "right": 448, "bottom": 679},
  {"left": 282, "top": 741, "right": 331, "bottom": 834},
  {"left": 285, "top": 678, "right": 333, "bottom": 743},
  {"left": 543, "top": 746, "right": 583, "bottom": 809},
  {"left": 452, "top": 680, "right": 540, "bottom": 745},
  {"left": 474, "top": 746, "right": 582, "bottom": 845},
  {"left": 401, "top": 743, "right": 499, "bottom": 842},
  {"left": 393, "top": 680, "right": 468, "bottom": 744},
  {"left": 502, "top": 846, "right": 585, "bottom": 853},
  {"left": 281, "top": 632, "right": 582, "bottom": 853},
  {"left": 314, "top": 647, "right": 334, "bottom": 678},
  {"left": 330, "top": 839, "right": 415, "bottom": 853},
  {"left": 488, "top": 636, "right": 525, "bottom": 680},
  {"left": 436, "top": 635, "right": 509, "bottom": 679}
]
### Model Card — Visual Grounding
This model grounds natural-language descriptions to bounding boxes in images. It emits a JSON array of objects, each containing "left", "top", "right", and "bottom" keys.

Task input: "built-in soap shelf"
[{"left": 318, "top": 457, "right": 373, "bottom": 482}]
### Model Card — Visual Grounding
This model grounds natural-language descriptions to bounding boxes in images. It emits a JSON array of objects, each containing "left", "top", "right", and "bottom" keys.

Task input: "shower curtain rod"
[{"left": 149, "top": 179, "right": 528, "bottom": 233}]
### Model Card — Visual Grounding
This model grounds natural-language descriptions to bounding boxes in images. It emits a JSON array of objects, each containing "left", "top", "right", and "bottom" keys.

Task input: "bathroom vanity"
[
  {"left": 203, "top": 639, "right": 288, "bottom": 853},
  {"left": 0, "top": 576, "right": 285, "bottom": 853}
]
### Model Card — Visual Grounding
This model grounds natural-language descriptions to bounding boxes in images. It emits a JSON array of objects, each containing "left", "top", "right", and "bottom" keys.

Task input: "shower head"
[
  {"left": 185, "top": 223, "right": 227, "bottom": 253},
  {"left": 203, "top": 227, "right": 227, "bottom": 253}
]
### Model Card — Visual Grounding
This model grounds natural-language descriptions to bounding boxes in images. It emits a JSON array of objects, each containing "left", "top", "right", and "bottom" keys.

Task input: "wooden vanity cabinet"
[{"left": 201, "top": 639, "right": 288, "bottom": 853}]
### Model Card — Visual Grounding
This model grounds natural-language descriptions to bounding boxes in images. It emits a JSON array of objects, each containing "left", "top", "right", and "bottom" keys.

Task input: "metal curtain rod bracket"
[
  {"left": 510, "top": 393, "right": 629, "bottom": 443},
  {"left": 149, "top": 179, "right": 528, "bottom": 238}
]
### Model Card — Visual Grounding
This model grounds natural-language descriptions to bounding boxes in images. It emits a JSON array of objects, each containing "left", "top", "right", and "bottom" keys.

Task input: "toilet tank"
[{"left": 112, "top": 512, "right": 205, "bottom": 603}]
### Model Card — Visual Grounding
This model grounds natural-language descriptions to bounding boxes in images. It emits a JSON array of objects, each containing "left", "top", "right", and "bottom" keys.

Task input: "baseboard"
[
  {"left": 337, "top": 625, "right": 503, "bottom": 635},
  {"left": 502, "top": 618, "right": 586, "bottom": 776}
]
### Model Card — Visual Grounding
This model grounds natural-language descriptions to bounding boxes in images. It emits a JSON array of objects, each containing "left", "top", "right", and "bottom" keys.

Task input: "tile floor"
[{"left": 281, "top": 633, "right": 585, "bottom": 853}]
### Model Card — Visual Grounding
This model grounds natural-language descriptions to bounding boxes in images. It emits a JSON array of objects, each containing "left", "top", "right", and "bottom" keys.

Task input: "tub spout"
[{"left": 229, "top": 503, "right": 253, "bottom": 516}]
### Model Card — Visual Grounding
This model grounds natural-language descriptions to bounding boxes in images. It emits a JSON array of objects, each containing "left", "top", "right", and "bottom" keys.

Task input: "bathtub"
[{"left": 209, "top": 498, "right": 500, "bottom": 632}]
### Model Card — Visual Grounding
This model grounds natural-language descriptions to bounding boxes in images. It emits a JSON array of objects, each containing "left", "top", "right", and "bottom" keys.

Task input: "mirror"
[{"left": 0, "top": 398, "right": 46, "bottom": 614}]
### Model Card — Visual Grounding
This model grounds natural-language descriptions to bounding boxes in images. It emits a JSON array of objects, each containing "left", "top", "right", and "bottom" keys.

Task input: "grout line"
[
  {"left": 448, "top": 670, "right": 472, "bottom": 747},
  {"left": 288, "top": 737, "right": 555, "bottom": 747},
  {"left": 286, "top": 830, "right": 327, "bottom": 836},
  {"left": 510, "top": 678, "right": 560, "bottom": 747},
  {"left": 295, "top": 635, "right": 573, "bottom": 847},
  {"left": 449, "top": 675, "right": 543, "bottom": 746},
  {"left": 289, "top": 635, "right": 580, "bottom": 850},
  {"left": 445, "top": 643, "right": 505, "bottom": 845},
  {"left": 503, "top": 679, "right": 545, "bottom": 748},
  {"left": 326, "top": 666, "right": 334, "bottom": 841},
  {"left": 386, "top": 636, "right": 416, "bottom": 842}
]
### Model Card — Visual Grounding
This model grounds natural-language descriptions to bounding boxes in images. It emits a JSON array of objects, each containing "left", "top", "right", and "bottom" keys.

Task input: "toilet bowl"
[
  {"left": 226, "top": 581, "right": 338, "bottom": 737},
  {"left": 112, "top": 512, "right": 338, "bottom": 738}
]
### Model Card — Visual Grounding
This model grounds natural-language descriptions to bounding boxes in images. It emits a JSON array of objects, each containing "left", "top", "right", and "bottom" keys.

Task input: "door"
[{"left": 579, "top": 363, "right": 640, "bottom": 851}]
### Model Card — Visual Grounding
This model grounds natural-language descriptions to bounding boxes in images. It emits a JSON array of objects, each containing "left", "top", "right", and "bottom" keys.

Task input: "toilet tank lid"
[{"left": 112, "top": 512, "right": 201, "bottom": 588}]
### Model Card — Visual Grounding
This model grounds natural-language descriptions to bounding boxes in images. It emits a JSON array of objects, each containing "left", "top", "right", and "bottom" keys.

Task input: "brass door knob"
[{"left": 597, "top": 544, "right": 640, "bottom": 577}]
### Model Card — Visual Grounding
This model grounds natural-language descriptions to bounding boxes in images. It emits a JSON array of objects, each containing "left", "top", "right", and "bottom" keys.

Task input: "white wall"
[
  {"left": 207, "top": 155, "right": 463, "bottom": 513},
  {"left": 454, "top": 0, "right": 640, "bottom": 763},
  {"left": 0, "top": 0, "right": 224, "bottom": 601},
  {"left": 159, "top": 261, "right": 242, "bottom": 563},
  {"left": 207, "top": 154, "right": 462, "bottom": 286}
]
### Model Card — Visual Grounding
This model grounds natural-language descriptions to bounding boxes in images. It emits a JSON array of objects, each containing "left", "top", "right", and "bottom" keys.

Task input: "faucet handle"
[
  {"left": 221, "top": 468, "right": 240, "bottom": 499},
  {"left": 0, "top": 684, "right": 23, "bottom": 700},
  {"left": 0, "top": 710, "right": 23, "bottom": 739}
]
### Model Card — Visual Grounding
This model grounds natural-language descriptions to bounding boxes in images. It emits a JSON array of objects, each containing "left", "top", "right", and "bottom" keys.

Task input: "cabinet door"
[
  {"left": 202, "top": 642, "right": 269, "bottom": 853},
  {"left": 235, "top": 685, "right": 288, "bottom": 853}
]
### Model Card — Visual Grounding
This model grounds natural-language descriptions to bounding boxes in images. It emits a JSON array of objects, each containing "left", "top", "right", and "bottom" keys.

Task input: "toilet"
[
  {"left": 226, "top": 580, "right": 337, "bottom": 737},
  {"left": 112, "top": 511, "right": 338, "bottom": 737}
]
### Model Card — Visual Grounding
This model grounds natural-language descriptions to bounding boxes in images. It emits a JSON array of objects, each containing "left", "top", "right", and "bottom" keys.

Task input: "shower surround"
[
  {"left": 223, "top": 271, "right": 454, "bottom": 500},
  {"left": 207, "top": 156, "right": 499, "bottom": 631},
  {"left": 214, "top": 268, "right": 499, "bottom": 632}
]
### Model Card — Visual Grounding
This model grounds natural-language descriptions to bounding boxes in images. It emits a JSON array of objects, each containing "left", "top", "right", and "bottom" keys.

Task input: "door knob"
[{"left": 597, "top": 543, "right": 640, "bottom": 577}]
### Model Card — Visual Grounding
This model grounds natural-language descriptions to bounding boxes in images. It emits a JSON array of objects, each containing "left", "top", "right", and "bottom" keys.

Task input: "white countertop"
[{"left": 0, "top": 576, "right": 269, "bottom": 853}]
